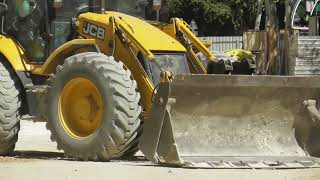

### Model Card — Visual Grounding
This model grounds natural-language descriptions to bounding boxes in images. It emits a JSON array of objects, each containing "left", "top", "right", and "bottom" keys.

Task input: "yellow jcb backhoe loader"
[{"left": 0, "top": 0, "right": 319, "bottom": 169}]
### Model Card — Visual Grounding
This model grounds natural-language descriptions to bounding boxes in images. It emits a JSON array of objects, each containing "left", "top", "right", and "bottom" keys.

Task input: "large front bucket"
[{"left": 139, "top": 75, "right": 320, "bottom": 169}]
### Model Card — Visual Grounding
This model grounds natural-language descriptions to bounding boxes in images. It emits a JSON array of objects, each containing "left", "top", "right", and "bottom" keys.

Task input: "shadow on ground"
[
  {"left": 3, "top": 151, "right": 149, "bottom": 163},
  {"left": 11, "top": 151, "right": 67, "bottom": 160}
]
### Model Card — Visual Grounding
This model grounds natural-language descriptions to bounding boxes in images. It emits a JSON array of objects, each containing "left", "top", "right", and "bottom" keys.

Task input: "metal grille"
[{"left": 199, "top": 36, "right": 243, "bottom": 52}]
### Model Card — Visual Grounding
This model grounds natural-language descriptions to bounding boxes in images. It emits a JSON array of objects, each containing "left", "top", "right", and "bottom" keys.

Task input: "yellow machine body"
[
  {"left": 0, "top": 11, "right": 213, "bottom": 112},
  {"left": 2, "top": 3, "right": 320, "bottom": 169},
  {"left": 0, "top": 35, "right": 35, "bottom": 71}
]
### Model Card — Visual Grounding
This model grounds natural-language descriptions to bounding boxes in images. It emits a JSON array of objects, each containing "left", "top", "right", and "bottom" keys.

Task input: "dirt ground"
[{"left": 0, "top": 121, "right": 320, "bottom": 180}]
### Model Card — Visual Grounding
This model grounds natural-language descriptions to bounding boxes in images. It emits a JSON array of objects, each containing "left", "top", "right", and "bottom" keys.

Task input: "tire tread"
[{"left": 46, "top": 52, "right": 141, "bottom": 161}]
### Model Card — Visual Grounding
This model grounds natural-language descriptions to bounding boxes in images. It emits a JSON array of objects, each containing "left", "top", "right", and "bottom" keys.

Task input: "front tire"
[
  {"left": 0, "top": 59, "right": 21, "bottom": 156},
  {"left": 46, "top": 52, "right": 141, "bottom": 161}
]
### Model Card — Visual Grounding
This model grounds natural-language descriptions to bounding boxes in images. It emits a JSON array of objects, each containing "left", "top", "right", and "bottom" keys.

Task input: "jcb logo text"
[{"left": 83, "top": 22, "right": 105, "bottom": 40}]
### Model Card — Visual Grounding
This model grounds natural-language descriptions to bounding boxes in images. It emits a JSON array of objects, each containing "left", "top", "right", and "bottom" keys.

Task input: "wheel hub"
[{"left": 58, "top": 78, "right": 103, "bottom": 139}]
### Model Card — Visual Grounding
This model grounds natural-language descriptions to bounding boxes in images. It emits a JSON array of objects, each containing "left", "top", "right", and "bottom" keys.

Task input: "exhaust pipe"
[{"left": 101, "top": 0, "right": 106, "bottom": 14}]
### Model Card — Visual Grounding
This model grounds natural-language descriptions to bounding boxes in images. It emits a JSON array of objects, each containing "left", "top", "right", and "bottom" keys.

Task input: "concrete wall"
[{"left": 290, "top": 36, "right": 320, "bottom": 75}]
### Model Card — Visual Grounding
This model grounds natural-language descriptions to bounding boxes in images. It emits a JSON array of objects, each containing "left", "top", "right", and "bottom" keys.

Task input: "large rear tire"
[
  {"left": 0, "top": 59, "right": 21, "bottom": 156},
  {"left": 46, "top": 52, "right": 141, "bottom": 161}
]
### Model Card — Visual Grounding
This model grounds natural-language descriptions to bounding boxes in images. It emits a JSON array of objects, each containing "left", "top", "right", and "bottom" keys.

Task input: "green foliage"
[{"left": 168, "top": 0, "right": 258, "bottom": 36}]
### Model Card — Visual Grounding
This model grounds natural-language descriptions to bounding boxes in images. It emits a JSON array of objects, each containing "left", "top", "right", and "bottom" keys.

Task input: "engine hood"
[{"left": 78, "top": 12, "right": 186, "bottom": 52}]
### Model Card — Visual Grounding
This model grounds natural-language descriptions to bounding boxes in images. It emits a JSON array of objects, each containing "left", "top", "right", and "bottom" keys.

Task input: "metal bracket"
[
  {"left": 303, "top": 99, "right": 320, "bottom": 127},
  {"left": 139, "top": 81, "right": 171, "bottom": 163}
]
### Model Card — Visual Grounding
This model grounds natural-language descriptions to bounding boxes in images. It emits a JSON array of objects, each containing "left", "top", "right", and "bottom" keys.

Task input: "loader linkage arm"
[
  {"left": 111, "top": 16, "right": 155, "bottom": 61},
  {"left": 167, "top": 18, "right": 216, "bottom": 74},
  {"left": 173, "top": 18, "right": 215, "bottom": 61},
  {"left": 111, "top": 16, "right": 215, "bottom": 75},
  {"left": 111, "top": 16, "right": 176, "bottom": 79}
]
